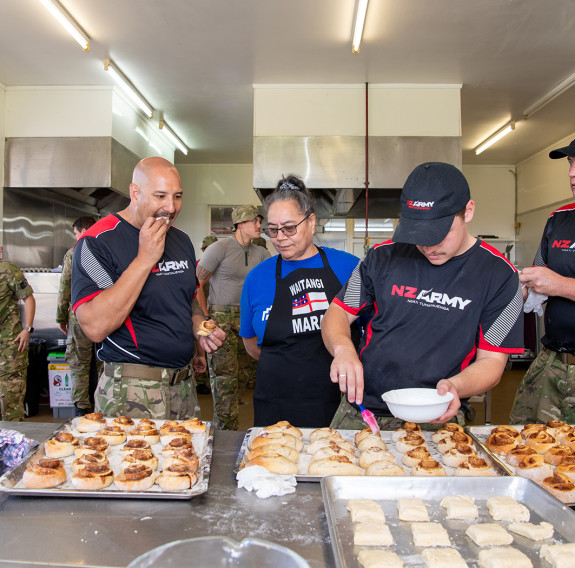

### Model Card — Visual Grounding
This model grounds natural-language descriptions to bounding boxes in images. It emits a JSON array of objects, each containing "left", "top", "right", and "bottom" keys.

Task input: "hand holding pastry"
[{"left": 195, "top": 319, "right": 226, "bottom": 353}]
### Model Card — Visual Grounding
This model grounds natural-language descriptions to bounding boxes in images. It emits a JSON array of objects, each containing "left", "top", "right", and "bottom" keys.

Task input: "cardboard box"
[{"left": 48, "top": 356, "right": 73, "bottom": 408}]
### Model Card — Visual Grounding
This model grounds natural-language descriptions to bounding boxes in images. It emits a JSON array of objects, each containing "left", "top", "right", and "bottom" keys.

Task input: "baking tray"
[
  {"left": 0, "top": 418, "right": 214, "bottom": 499},
  {"left": 466, "top": 424, "right": 575, "bottom": 505},
  {"left": 322, "top": 475, "right": 575, "bottom": 568},
  {"left": 234, "top": 427, "right": 508, "bottom": 481}
]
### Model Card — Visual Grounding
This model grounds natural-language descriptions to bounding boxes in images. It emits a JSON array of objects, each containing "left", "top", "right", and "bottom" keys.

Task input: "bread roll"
[
  {"left": 261, "top": 421, "right": 303, "bottom": 439},
  {"left": 355, "top": 427, "right": 380, "bottom": 444},
  {"left": 22, "top": 458, "right": 67, "bottom": 489},
  {"left": 244, "top": 454, "right": 299, "bottom": 475},
  {"left": 357, "top": 434, "right": 388, "bottom": 452},
  {"left": 308, "top": 427, "right": 343, "bottom": 444},
  {"left": 250, "top": 432, "right": 304, "bottom": 452},
  {"left": 248, "top": 443, "right": 300, "bottom": 463},
  {"left": 358, "top": 447, "right": 395, "bottom": 469},
  {"left": 311, "top": 444, "right": 356, "bottom": 463},
  {"left": 76, "top": 412, "right": 107, "bottom": 433},
  {"left": 365, "top": 461, "right": 405, "bottom": 476},
  {"left": 44, "top": 431, "right": 79, "bottom": 458},
  {"left": 71, "top": 463, "right": 114, "bottom": 490},
  {"left": 307, "top": 455, "right": 363, "bottom": 476},
  {"left": 114, "top": 464, "right": 156, "bottom": 491},
  {"left": 307, "top": 437, "right": 355, "bottom": 455}
]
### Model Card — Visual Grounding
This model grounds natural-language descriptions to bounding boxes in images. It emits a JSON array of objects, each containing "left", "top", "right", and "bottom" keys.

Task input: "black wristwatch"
[
  {"left": 204, "top": 315, "right": 211, "bottom": 320},
  {"left": 23, "top": 326, "right": 34, "bottom": 333}
]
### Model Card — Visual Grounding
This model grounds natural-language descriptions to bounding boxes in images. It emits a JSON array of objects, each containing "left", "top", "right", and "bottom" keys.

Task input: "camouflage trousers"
[
  {"left": 509, "top": 347, "right": 575, "bottom": 424},
  {"left": 66, "top": 321, "right": 101, "bottom": 410},
  {"left": 94, "top": 362, "right": 200, "bottom": 419},
  {"left": 329, "top": 396, "right": 465, "bottom": 431},
  {"left": 208, "top": 307, "right": 257, "bottom": 430},
  {"left": 0, "top": 340, "right": 28, "bottom": 421}
]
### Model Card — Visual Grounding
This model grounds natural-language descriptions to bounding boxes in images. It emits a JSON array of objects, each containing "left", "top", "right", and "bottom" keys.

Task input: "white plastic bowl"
[{"left": 381, "top": 388, "right": 454, "bottom": 423}]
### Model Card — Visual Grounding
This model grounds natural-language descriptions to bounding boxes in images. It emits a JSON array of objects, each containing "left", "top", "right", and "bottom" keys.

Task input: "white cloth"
[
  {"left": 524, "top": 289, "right": 547, "bottom": 316},
  {"left": 236, "top": 465, "right": 297, "bottom": 499}
]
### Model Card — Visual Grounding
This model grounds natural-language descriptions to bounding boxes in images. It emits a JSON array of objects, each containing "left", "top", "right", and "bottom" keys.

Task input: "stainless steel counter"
[{"left": 0, "top": 422, "right": 334, "bottom": 568}]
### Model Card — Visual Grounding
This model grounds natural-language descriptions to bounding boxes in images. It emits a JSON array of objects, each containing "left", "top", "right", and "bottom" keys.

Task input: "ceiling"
[{"left": 1, "top": 0, "right": 575, "bottom": 166}]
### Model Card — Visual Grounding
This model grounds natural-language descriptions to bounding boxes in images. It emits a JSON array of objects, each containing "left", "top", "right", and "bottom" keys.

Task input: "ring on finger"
[{"left": 338, "top": 374, "right": 347, "bottom": 378}]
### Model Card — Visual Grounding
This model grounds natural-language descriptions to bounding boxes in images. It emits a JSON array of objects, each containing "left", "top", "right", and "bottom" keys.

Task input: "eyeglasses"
[{"left": 264, "top": 214, "right": 310, "bottom": 238}]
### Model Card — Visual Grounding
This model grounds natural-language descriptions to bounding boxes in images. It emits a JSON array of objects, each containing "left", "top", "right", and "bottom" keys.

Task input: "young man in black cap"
[
  {"left": 322, "top": 162, "right": 524, "bottom": 429},
  {"left": 510, "top": 138, "right": 575, "bottom": 424}
]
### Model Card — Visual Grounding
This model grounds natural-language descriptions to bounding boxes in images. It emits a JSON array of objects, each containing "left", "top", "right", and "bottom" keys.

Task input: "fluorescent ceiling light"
[
  {"left": 159, "top": 119, "right": 189, "bottom": 155},
  {"left": 104, "top": 59, "right": 154, "bottom": 119},
  {"left": 475, "top": 121, "right": 515, "bottom": 155},
  {"left": 352, "top": 0, "right": 369, "bottom": 54},
  {"left": 523, "top": 71, "right": 575, "bottom": 119},
  {"left": 38, "top": 0, "right": 90, "bottom": 51}
]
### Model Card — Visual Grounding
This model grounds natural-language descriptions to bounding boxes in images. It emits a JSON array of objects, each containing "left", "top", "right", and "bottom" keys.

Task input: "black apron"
[{"left": 254, "top": 248, "right": 344, "bottom": 427}]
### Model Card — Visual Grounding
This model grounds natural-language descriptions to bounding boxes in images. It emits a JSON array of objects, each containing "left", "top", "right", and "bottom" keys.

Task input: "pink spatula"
[{"left": 358, "top": 404, "right": 380, "bottom": 434}]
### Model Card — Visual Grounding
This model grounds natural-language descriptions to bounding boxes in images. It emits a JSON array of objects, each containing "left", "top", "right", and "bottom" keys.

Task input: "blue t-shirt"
[{"left": 240, "top": 247, "right": 360, "bottom": 345}]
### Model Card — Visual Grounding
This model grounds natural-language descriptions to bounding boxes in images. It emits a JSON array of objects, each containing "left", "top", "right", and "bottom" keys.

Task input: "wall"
[
  {"left": 463, "top": 165, "right": 517, "bottom": 260},
  {"left": 177, "top": 164, "right": 261, "bottom": 253},
  {"left": 515, "top": 133, "right": 575, "bottom": 268}
]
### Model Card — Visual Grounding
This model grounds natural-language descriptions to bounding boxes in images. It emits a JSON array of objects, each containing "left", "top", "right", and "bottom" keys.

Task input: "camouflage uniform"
[
  {"left": 56, "top": 248, "right": 101, "bottom": 411},
  {"left": 0, "top": 262, "right": 34, "bottom": 421},
  {"left": 251, "top": 237, "right": 268, "bottom": 248},
  {"left": 330, "top": 397, "right": 466, "bottom": 431},
  {"left": 208, "top": 306, "right": 257, "bottom": 429},
  {"left": 95, "top": 362, "right": 200, "bottom": 419},
  {"left": 509, "top": 347, "right": 575, "bottom": 424}
]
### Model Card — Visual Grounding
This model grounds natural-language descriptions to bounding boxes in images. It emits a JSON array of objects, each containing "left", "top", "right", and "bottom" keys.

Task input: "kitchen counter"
[{"left": 0, "top": 421, "right": 334, "bottom": 568}]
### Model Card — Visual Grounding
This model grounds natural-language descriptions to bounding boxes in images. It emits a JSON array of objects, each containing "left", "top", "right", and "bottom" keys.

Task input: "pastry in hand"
[
  {"left": 197, "top": 319, "right": 217, "bottom": 336},
  {"left": 44, "top": 431, "right": 79, "bottom": 458},
  {"left": 76, "top": 411, "right": 107, "bottom": 433},
  {"left": 114, "top": 464, "right": 156, "bottom": 491},
  {"left": 71, "top": 463, "right": 114, "bottom": 490},
  {"left": 22, "top": 458, "right": 67, "bottom": 489}
]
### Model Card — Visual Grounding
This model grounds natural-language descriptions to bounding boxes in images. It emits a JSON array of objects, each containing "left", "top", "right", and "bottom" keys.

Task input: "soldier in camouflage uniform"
[
  {"left": 194, "top": 235, "right": 219, "bottom": 395},
  {"left": 56, "top": 217, "right": 100, "bottom": 416},
  {"left": 196, "top": 205, "right": 270, "bottom": 429},
  {"left": 511, "top": 138, "right": 575, "bottom": 424},
  {"left": 0, "top": 262, "right": 36, "bottom": 421},
  {"left": 71, "top": 157, "right": 225, "bottom": 419},
  {"left": 251, "top": 237, "right": 268, "bottom": 249}
]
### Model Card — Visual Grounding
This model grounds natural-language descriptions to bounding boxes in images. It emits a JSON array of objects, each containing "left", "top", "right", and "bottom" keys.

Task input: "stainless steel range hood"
[{"left": 254, "top": 135, "right": 462, "bottom": 219}]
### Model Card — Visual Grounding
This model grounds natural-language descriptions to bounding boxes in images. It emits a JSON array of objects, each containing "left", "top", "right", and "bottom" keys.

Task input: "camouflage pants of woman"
[{"left": 0, "top": 341, "right": 28, "bottom": 421}]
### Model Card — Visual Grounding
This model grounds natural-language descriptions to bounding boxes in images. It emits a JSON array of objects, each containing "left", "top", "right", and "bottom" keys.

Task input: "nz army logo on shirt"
[
  {"left": 391, "top": 284, "right": 472, "bottom": 311},
  {"left": 289, "top": 278, "right": 329, "bottom": 334},
  {"left": 151, "top": 259, "right": 189, "bottom": 275}
]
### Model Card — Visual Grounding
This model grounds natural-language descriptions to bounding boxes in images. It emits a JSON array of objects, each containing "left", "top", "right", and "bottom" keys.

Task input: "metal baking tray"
[
  {"left": 0, "top": 418, "right": 214, "bottom": 499},
  {"left": 466, "top": 424, "right": 575, "bottom": 505},
  {"left": 234, "top": 427, "right": 508, "bottom": 482},
  {"left": 322, "top": 475, "right": 575, "bottom": 568}
]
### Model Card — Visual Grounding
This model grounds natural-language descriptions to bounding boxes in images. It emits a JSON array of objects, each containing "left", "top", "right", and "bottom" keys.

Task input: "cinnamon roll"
[
  {"left": 307, "top": 437, "right": 355, "bottom": 455},
  {"left": 307, "top": 455, "right": 363, "bottom": 476},
  {"left": 44, "top": 431, "right": 79, "bottom": 458},
  {"left": 310, "top": 442, "right": 356, "bottom": 462},
  {"left": 365, "top": 462, "right": 405, "bottom": 476},
  {"left": 357, "top": 447, "right": 395, "bottom": 469},
  {"left": 441, "top": 443, "right": 478, "bottom": 468},
  {"left": 402, "top": 447, "right": 432, "bottom": 468},
  {"left": 156, "top": 463, "right": 198, "bottom": 491},
  {"left": 544, "top": 445, "right": 574, "bottom": 466},
  {"left": 562, "top": 432, "right": 575, "bottom": 451},
  {"left": 520, "top": 423, "right": 547, "bottom": 440},
  {"left": 395, "top": 432, "right": 426, "bottom": 454},
  {"left": 261, "top": 420, "right": 303, "bottom": 439},
  {"left": 98, "top": 426, "right": 127, "bottom": 446},
  {"left": 541, "top": 472, "right": 575, "bottom": 503},
  {"left": 110, "top": 415, "right": 135, "bottom": 432},
  {"left": 74, "top": 436, "right": 110, "bottom": 458},
  {"left": 71, "top": 463, "right": 114, "bottom": 490},
  {"left": 120, "top": 439, "right": 152, "bottom": 454},
  {"left": 126, "top": 421, "right": 160, "bottom": 445},
  {"left": 516, "top": 453, "right": 553, "bottom": 484},
  {"left": 121, "top": 449, "right": 159, "bottom": 471},
  {"left": 76, "top": 411, "right": 107, "bottom": 433},
  {"left": 180, "top": 417, "right": 207, "bottom": 434},
  {"left": 357, "top": 435, "right": 388, "bottom": 452},
  {"left": 250, "top": 432, "right": 304, "bottom": 452},
  {"left": 505, "top": 444, "right": 537, "bottom": 467},
  {"left": 524, "top": 430, "right": 557, "bottom": 454},
  {"left": 22, "top": 458, "right": 67, "bottom": 488},
  {"left": 71, "top": 452, "right": 109, "bottom": 474},
  {"left": 159, "top": 424, "right": 192, "bottom": 445},
  {"left": 163, "top": 448, "right": 200, "bottom": 473},
  {"left": 454, "top": 456, "right": 494, "bottom": 476},
  {"left": 114, "top": 464, "right": 156, "bottom": 491},
  {"left": 245, "top": 454, "right": 299, "bottom": 475},
  {"left": 411, "top": 458, "right": 446, "bottom": 476},
  {"left": 437, "top": 431, "right": 473, "bottom": 454},
  {"left": 490, "top": 424, "right": 521, "bottom": 440},
  {"left": 546, "top": 420, "right": 571, "bottom": 440},
  {"left": 248, "top": 443, "right": 300, "bottom": 463},
  {"left": 555, "top": 462, "right": 575, "bottom": 483},
  {"left": 308, "top": 427, "right": 343, "bottom": 444},
  {"left": 391, "top": 422, "right": 422, "bottom": 442},
  {"left": 355, "top": 426, "right": 381, "bottom": 444},
  {"left": 486, "top": 431, "right": 518, "bottom": 455},
  {"left": 161, "top": 438, "right": 196, "bottom": 457},
  {"left": 431, "top": 422, "right": 464, "bottom": 443}
]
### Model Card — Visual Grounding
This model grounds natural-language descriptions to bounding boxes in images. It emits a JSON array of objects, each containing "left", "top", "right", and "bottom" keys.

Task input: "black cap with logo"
[
  {"left": 549, "top": 139, "right": 575, "bottom": 159},
  {"left": 392, "top": 162, "right": 471, "bottom": 247}
]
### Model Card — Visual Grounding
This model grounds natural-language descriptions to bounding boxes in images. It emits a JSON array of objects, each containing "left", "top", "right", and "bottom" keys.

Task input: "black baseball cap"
[
  {"left": 549, "top": 138, "right": 575, "bottom": 159},
  {"left": 392, "top": 162, "right": 471, "bottom": 247}
]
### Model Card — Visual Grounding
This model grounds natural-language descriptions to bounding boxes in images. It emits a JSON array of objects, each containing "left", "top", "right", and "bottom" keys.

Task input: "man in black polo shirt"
[
  {"left": 510, "top": 139, "right": 575, "bottom": 424},
  {"left": 322, "top": 162, "right": 524, "bottom": 429},
  {"left": 72, "top": 157, "right": 225, "bottom": 419}
]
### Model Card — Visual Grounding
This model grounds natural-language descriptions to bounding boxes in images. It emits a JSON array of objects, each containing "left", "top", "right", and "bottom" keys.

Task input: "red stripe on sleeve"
[{"left": 72, "top": 290, "right": 102, "bottom": 314}]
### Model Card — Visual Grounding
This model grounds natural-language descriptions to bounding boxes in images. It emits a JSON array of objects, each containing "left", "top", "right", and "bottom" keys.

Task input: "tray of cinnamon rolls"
[
  {"left": 0, "top": 413, "right": 213, "bottom": 499},
  {"left": 234, "top": 421, "right": 508, "bottom": 480},
  {"left": 466, "top": 422, "right": 575, "bottom": 504}
]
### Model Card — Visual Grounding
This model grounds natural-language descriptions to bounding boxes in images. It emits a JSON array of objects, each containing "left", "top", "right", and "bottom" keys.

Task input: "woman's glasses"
[{"left": 263, "top": 214, "right": 310, "bottom": 238}]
